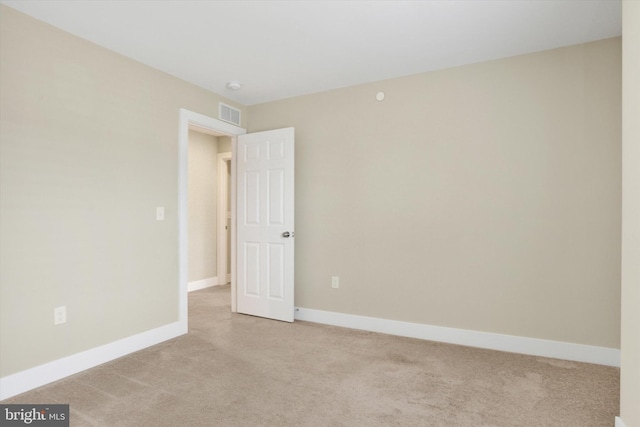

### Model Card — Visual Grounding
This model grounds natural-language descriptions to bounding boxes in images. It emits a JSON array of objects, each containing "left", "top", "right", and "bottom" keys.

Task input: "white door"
[{"left": 236, "top": 128, "right": 295, "bottom": 322}]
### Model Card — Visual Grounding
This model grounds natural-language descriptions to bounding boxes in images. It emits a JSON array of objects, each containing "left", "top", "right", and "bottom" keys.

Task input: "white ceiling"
[{"left": 1, "top": 0, "right": 622, "bottom": 106}]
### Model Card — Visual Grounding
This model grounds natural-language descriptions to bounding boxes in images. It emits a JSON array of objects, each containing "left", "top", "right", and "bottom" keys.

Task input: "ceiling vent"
[{"left": 219, "top": 102, "right": 241, "bottom": 126}]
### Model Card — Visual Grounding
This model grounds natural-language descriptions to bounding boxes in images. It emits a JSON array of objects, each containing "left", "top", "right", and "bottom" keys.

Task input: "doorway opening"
[
  {"left": 187, "top": 131, "right": 231, "bottom": 292},
  {"left": 178, "top": 108, "right": 246, "bottom": 330}
]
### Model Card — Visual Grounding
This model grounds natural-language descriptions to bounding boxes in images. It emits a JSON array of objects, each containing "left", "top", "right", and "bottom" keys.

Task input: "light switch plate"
[{"left": 54, "top": 306, "right": 66, "bottom": 325}]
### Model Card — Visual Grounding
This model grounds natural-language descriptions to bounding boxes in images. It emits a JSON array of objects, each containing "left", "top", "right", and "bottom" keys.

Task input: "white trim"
[
  {"left": 216, "top": 153, "right": 232, "bottom": 289},
  {"left": 0, "top": 321, "right": 185, "bottom": 400},
  {"left": 230, "top": 137, "right": 237, "bottom": 312},
  {"left": 183, "top": 109, "right": 245, "bottom": 137},
  {"left": 615, "top": 417, "right": 627, "bottom": 427},
  {"left": 188, "top": 277, "right": 219, "bottom": 292},
  {"left": 179, "top": 109, "right": 245, "bottom": 324},
  {"left": 294, "top": 308, "right": 621, "bottom": 367}
]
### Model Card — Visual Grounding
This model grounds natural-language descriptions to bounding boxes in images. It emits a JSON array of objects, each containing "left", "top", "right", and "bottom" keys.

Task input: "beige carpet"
[{"left": 3, "top": 285, "right": 619, "bottom": 426}]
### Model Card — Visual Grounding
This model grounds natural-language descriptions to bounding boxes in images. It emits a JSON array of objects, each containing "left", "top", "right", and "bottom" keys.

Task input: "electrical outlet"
[
  {"left": 54, "top": 306, "right": 66, "bottom": 325},
  {"left": 331, "top": 276, "right": 339, "bottom": 289}
]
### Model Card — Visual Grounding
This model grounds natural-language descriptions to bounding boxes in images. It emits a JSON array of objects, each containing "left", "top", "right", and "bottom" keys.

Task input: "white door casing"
[
  {"left": 179, "top": 109, "right": 246, "bottom": 328},
  {"left": 236, "top": 128, "right": 295, "bottom": 322}
]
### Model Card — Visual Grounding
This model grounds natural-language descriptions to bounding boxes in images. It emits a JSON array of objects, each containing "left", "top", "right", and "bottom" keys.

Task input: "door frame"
[
  {"left": 216, "top": 152, "right": 232, "bottom": 286},
  {"left": 178, "top": 108, "right": 246, "bottom": 327}
]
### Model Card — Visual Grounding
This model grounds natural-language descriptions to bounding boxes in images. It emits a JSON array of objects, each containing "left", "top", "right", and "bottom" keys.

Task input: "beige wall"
[
  {"left": 621, "top": 1, "right": 640, "bottom": 425},
  {"left": 218, "top": 136, "right": 232, "bottom": 154},
  {"left": 188, "top": 131, "right": 218, "bottom": 282},
  {"left": 248, "top": 38, "right": 622, "bottom": 348},
  {"left": 0, "top": 5, "right": 245, "bottom": 376}
]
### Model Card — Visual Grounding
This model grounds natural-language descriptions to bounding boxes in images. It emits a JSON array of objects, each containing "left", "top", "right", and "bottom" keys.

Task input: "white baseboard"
[
  {"left": 0, "top": 320, "right": 187, "bottom": 400},
  {"left": 188, "top": 276, "right": 218, "bottom": 292},
  {"left": 615, "top": 416, "right": 627, "bottom": 427},
  {"left": 294, "top": 308, "right": 620, "bottom": 367}
]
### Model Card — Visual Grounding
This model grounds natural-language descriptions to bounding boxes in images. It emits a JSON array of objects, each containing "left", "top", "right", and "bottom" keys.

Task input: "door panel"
[
  {"left": 267, "top": 243, "right": 285, "bottom": 299},
  {"left": 245, "top": 171, "right": 260, "bottom": 225},
  {"left": 268, "top": 169, "right": 285, "bottom": 224},
  {"left": 244, "top": 242, "right": 261, "bottom": 296},
  {"left": 237, "top": 128, "right": 294, "bottom": 322}
]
